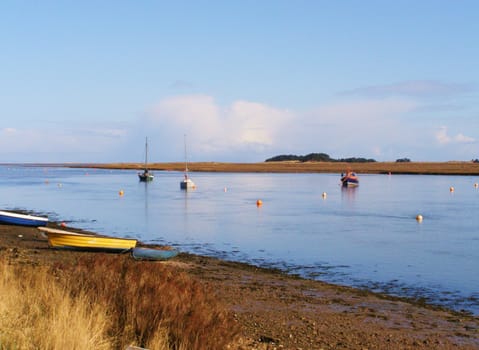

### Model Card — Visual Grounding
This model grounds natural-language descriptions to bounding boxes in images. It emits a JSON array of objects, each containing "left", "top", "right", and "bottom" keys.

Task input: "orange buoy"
[
  {"left": 119, "top": 190, "right": 124, "bottom": 196},
  {"left": 256, "top": 199, "right": 263, "bottom": 207},
  {"left": 449, "top": 186, "right": 455, "bottom": 192},
  {"left": 416, "top": 214, "right": 423, "bottom": 222}
]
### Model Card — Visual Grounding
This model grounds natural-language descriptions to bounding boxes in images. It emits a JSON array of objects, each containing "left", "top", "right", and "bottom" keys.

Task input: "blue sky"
[{"left": 1, "top": 1, "right": 478, "bottom": 163}]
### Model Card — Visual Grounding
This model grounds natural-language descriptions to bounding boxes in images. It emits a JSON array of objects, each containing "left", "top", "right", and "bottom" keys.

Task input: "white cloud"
[
  {"left": 436, "top": 126, "right": 451, "bottom": 145},
  {"left": 2, "top": 92, "right": 476, "bottom": 163},
  {"left": 146, "top": 95, "right": 293, "bottom": 160},
  {"left": 145, "top": 94, "right": 479, "bottom": 162},
  {"left": 436, "top": 126, "right": 475, "bottom": 145},
  {"left": 227, "top": 100, "right": 292, "bottom": 147},
  {"left": 455, "top": 133, "right": 475, "bottom": 143}
]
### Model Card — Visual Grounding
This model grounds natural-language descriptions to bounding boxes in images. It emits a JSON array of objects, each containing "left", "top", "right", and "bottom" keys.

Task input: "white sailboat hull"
[{"left": 180, "top": 178, "right": 195, "bottom": 190}]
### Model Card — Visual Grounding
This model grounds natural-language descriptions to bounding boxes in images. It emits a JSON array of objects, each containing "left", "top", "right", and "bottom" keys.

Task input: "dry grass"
[
  {"left": 52, "top": 254, "right": 239, "bottom": 350},
  {"left": 69, "top": 161, "right": 479, "bottom": 175},
  {"left": 0, "top": 255, "right": 238, "bottom": 350},
  {"left": 0, "top": 259, "right": 111, "bottom": 349}
]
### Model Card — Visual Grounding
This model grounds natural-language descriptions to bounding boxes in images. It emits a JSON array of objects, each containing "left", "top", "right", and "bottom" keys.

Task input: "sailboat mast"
[
  {"left": 145, "top": 137, "right": 148, "bottom": 168},
  {"left": 184, "top": 134, "right": 188, "bottom": 173}
]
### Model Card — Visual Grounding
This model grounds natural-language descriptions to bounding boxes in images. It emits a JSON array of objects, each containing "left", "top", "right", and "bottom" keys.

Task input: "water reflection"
[{"left": 341, "top": 186, "right": 357, "bottom": 205}]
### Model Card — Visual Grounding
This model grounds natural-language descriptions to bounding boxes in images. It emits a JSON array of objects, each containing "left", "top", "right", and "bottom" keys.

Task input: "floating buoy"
[
  {"left": 322, "top": 192, "right": 327, "bottom": 199},
  {"left": 61, "top": 222, "right": 66, "bottom": 227},
  {"left": 416, "top": 214, "right": 423, "bottom": 222},
  {"left": 119, "top": 190, "right": 124, "bottom": 196},
  {"left": 256, "top": 199, "right": 263, "bottom": 207},
  {"left": 224, "top": 187, "right": 227, "bottom": 192},
  {"left": 449, "top": 186, "right": 455, "bottom": 192},
  {"left": 474, "top": 183, "right": 478, "bottom": 188},
  {"left": 58, "top": 183, "right": 62, "bottom": 188}
]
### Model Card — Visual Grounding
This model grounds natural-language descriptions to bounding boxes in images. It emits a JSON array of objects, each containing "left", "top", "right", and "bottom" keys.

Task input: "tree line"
[{"left": 265, "top": 153, "right": 377, "bottom": 163}]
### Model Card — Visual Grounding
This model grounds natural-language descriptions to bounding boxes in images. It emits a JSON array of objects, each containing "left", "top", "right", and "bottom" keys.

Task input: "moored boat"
[
  {"left": 131, "top": 247, "right": 179, "bottom": 261},
  {"left": 138, "top": 137, "right": 154, "bottom": 182},
  {"left": 0, "top": 210, "right": 48, "bottom": 227},
  {"left": 341, "top": 171, "right": 359, "bottom": 187},
  {"left": 180, "top": 134, "right": 195, "bottom": 190},
  {"left": 138, "top": 169, "right": 154, "bottom": 182},
  {"left": 180, "top": 174, "right": 195, "bottom": 190},
  {"left": 38, "top": 227, "right": 137, "bottom": 252}
]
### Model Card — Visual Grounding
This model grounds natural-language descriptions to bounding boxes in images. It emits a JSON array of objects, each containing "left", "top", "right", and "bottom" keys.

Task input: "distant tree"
[
  {"left": 338, "top": 157, "right": 376, "bottom": 163},
  {"left": 396, "top": 158, "right": 411, "bottom": 163},
  {"left": 301, "top": 153, "right": 332, "bottom": 162},
  {"left": 265, "top": 154, "right": 302, "bottom": 162}
]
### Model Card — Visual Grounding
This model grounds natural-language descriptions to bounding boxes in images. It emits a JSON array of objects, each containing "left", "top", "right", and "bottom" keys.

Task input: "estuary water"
[{"left": 1, "top": 165, "right": 478, "bottom": 314}]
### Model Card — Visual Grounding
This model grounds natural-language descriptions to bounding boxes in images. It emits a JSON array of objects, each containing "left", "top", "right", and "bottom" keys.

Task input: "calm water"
[{"left": 1, "top": 165, "right": 478, "bottom": 314}]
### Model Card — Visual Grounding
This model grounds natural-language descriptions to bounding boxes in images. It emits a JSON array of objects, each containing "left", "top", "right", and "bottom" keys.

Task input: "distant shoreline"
[{"left": 4, "top": 161, "right": 479, "bottom": 175}]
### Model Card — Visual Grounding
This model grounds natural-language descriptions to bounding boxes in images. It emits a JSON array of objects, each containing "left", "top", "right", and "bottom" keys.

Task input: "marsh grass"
[
  {"left": 0, "top": 255, "right": 238, "bottom": 350},
  {"left": 55, "top": 254, "right": 238, "bottom": 349},
  {"left": 77, "top": 161, "right": 479, "bottom": 175},
  {"left": 0, "top": 259, "right": 111, "bottom": 349}
]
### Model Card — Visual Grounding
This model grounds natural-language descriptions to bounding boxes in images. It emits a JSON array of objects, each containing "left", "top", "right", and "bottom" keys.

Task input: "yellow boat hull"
[{"left": 40, "top": 228, "right": 137, "bottom": 251}]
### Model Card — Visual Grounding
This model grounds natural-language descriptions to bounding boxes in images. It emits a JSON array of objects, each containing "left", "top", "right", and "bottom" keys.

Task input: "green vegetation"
[
  {"left": 0, "top": 255, "right": 238, "bottom": 350},
  {"left": 265, "top": 153, "right": 376, "bottom": 163}
]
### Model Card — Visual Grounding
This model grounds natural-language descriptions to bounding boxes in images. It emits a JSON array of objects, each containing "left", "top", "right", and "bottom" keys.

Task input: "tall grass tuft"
[
  {"left": 52, "top": 254, "right": 239, "bottom": 350},
  {"left": 0, "top": 258, "right": 112, "bottom": 349}
]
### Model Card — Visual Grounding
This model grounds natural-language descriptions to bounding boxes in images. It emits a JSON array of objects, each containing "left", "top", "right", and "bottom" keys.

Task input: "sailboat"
[
  {"left": 180, "top": 134, "right": 195, "bottom": 190},
  {"left": 138, "top": 137, "right": 154, "bottom": 182}
]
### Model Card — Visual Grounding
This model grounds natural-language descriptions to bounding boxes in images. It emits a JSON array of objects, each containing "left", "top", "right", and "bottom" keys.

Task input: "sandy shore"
[{"left": 0, "top": 222, "right": 478, "bottom": 349}]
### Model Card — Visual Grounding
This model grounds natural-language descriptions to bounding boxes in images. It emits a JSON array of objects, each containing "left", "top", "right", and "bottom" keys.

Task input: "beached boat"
[
  {"left": 131, "top": 247, "right": 179, "bottom": 261},
  {"left": 38, "top": 227, "right": 137, "bottom": 252},
  {"left": 180, "top": 134, "right": 195, "bottom": 190},
  {"left": 0, "top": 210, "right": 48, "bottom": 227},
  {"left": 341, "top": 171, "right": 359, "bottom": 187},
  {"left": 138, "top": 137, "right": 154, "bottom": 182}
]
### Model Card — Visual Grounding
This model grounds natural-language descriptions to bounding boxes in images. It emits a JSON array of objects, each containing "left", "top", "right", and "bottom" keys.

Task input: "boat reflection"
[{"left": 341, "top": 185, "right": 357, "bottom": 205}]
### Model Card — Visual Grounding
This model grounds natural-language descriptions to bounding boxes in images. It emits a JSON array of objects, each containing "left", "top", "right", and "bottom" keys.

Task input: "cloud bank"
[{"left": 1, "top": 80, "right": 476, "bottom": 163}]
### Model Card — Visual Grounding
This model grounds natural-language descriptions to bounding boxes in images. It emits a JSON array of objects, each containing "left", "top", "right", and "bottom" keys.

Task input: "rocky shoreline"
[{"left": 0, "top": 222, "right": 478, "bottom": 349}]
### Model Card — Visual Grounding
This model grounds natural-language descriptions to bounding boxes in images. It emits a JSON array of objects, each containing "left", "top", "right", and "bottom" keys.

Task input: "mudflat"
[{"left": 0, "top": 223, "right": 477, "bottom": 349}]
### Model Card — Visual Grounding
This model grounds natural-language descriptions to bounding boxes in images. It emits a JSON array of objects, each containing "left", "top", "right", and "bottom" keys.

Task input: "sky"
[{"left": 1, "top": 1, "right": 478, "bottom": 163}]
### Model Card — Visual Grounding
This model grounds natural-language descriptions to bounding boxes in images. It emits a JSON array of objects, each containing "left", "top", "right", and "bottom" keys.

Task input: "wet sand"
[{"left": 0, "top": 223, "right": 478, "bottom": 349}]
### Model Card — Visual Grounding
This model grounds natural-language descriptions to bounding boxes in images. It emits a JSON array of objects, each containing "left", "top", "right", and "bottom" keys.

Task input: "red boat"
[{"left": 341, "top": 171, "right": 359, "bottom": 187}]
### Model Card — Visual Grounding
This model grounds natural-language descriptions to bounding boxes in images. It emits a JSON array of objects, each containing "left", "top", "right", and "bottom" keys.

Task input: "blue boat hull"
[
  {"left": 0, "top": 210, "right": 48, "bottom": 227},
  {"left": 341, "top": 178, "right": 359, "bottom": 187},
  {"left": 132, "top": 247, "right": 179, "bottom": 261}
]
